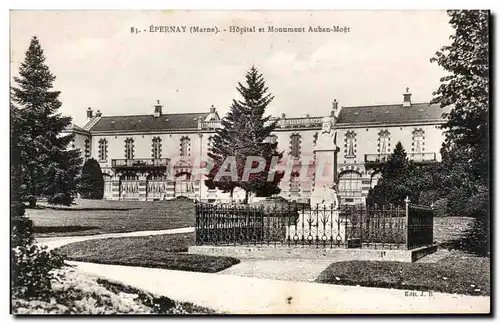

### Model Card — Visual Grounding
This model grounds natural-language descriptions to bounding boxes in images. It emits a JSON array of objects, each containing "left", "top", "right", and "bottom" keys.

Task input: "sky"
[{"left": 10, "top": 10, "right": 453, "bottom": 126}]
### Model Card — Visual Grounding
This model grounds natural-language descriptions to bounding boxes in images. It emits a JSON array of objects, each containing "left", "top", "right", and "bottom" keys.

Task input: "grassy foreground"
[
  {"left": 56, "top": 233, "right": 240, "bottom": 273},
  {"left": 316, "top": 217, "right": 488, "bottom": 296},
  {"left": 316, "top": 252, "right": 490, "bottom": 296},
  {"left": 26, "top": 199, "right": 195, "bottom": 237},
  {"left": 12, "top": 268, "right": 216, "bottom": 315}
]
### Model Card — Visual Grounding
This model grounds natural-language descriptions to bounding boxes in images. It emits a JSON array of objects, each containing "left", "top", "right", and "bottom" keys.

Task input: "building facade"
[{"left": 65, "top": 90, "right": 449, "bottom": 205}]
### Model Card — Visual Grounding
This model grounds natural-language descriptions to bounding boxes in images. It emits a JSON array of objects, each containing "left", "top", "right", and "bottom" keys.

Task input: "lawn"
[
  {"left": 26, "top": 199, "right": 195, "bottom": 237},
  {"left": 316, "top": 252, "right": 490, "bottom": 296},
  {"left": 433, "top": 216, "right": 475, "bottom": 246},
  {"left": 316, "top": 216, "right": 490, "bottom": 296},
  {"left": 55, "top": 232, "right": 240, "bottom": 273}
]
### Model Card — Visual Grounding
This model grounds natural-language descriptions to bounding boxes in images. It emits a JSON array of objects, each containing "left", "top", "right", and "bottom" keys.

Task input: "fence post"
[{"left": 404, "top": 196, "right": 410, "bottom": 250}]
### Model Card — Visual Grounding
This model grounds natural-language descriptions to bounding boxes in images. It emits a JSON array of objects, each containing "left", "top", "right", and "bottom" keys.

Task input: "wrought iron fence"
[{"left": 195, "top": 199, "right": 434, "bottom": 250}]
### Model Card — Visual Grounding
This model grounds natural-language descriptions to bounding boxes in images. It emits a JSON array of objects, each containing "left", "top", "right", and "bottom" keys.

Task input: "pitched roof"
[
  {"left": 336, "top": 102, "right": 450, "bottom": 125},
  {"left": 64, "top": 123, "right": 90, "bottom": 134},
  {"left": 89, "top": 112, "right": 210, "bottom": 132}
]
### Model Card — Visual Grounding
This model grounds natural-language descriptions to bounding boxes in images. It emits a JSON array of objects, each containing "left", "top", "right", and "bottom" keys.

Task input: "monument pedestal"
[{"left": 286, "top": 208, "right": 347, "bottom": 244}]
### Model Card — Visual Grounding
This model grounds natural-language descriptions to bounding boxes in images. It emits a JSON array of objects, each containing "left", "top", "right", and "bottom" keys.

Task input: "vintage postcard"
[{"left": 10, "top": 10, "right": 490, "bottom": 315}]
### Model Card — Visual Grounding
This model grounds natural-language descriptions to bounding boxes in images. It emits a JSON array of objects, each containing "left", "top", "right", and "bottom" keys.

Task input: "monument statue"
[
  {"left": 321, "top": 116, "right": 333, "bottom": 134},
  {"left": 311, "top": 115, "right": 339, "bottom": 206},
  {"left": 315, "top": 116, "right": 337, "bottom": 150}
]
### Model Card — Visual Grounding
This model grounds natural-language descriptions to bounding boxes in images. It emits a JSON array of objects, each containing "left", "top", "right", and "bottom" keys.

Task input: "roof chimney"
[
  {"left": 154, "top": 100, "right": 163, "bottom": 117},
  {"left": 209, "top": 105, "right": 216, "bottom": 113},
  {"left": 95, "top": 110, "right": 102, "bottom": 117},
  {"left": 403, "top": 87, "right": 412, "bottom": 107},
  {"left": 86, "top": 107, "right": 93, "bottom": 119}
]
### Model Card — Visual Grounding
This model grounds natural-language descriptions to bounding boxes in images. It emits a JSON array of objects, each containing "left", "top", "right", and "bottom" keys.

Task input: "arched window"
[
  {"left": 125, "top": 138, "right": 134, "bottom": 160},
  {"left": 98, "top": 138, "right": 108, "bottom": 162},
  {"left": 152, "top": 137, "right": 162, "bottom": 159},
  {"left": 337, "top": 171, "right": 362, "bottom": 198},
  {"left": 180, "top": 136, "right": 190, "bottom": 157},
  {"left": 344, "top": 131, "right": 356, "bottom": 158},
  {"left": 290, "top": 133, "right": 301, "bottom": 158}
]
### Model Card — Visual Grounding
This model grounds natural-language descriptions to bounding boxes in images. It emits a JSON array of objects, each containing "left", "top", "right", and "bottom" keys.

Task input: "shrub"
[
  {"left": 79, "top": 158, "right": 104, "bottom": 199},
  {"left": 11, "top": 244, "right": 66, "bottom": 300},
  {"left": 432, "top": 198, "right": 449, "bottom": 217},
  {"left": 47, "top": 193, "right": 73, "bottom": 206},
  {"left": 26, "top": 195, "right": 37, "bottom": 207},
  {"left": 418, "top": 190, "right": 439, "bottom": 206},
  {"left": 12, "top": 216, "right": 34, "bottom": 247},
  {"left": 11, "top": 198, "right": 66, "bottom": 301}
]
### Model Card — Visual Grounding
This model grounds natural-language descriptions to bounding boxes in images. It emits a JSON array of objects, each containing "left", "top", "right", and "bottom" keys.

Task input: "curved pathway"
[
  {"left": 39, "top": 229, "right": 490, "bottom": 314},
  {"left": 37, "top": 227, "right": 195, "bottom": 250}
]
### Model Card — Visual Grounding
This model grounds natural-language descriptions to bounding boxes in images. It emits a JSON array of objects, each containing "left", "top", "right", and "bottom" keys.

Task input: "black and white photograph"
[{"left": 9, "top": 8, "right": 490, "bottom": 315}]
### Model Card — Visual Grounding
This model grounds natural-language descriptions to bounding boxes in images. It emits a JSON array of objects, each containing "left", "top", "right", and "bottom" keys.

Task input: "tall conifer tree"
[
  {"left": 366, "top": 142, "right": 415, "bottom": 206},
  {"left": 11, "top": 36, "right": 82, "bottom": 206},
  {"left": 205, "top": 66, "right": 284, "bottom": 203}
]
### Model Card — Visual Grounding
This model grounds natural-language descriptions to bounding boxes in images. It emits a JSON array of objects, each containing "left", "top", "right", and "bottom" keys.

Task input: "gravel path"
[
  {"left": 37, "top": 227, "right": 195, "bottom": 250},
  {"left": 220, "top": 258, "right": 334, "bottom": 282},
  {"left": 72, "top": 261, "right": 490, "bottom": 314}
]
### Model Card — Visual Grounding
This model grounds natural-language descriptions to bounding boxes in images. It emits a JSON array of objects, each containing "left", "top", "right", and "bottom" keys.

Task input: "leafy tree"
[
  {"left": 11, "top": 36, "right": 82, "bottom": 206},
  {"left": 79, "top": 158, "right": 105, "bottom": 199},
  {"left": 430, "top": 10, "right": 489, "bottom": 255},
  {"left": 205, "top": 66, "right": 284, "bottom": 203}
]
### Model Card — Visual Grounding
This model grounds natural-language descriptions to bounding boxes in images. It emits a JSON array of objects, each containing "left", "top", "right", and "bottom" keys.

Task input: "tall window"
[
  {"left": 338, "top": 171, "right": 362, "bottom": 198},
  {"left": 84, "top": 139, "right": 90, "bottom": 159},
  {"left": 290, "top": 175, "right": 300, "bottom": 192},
  {"left": 344, "top": 131, "right": 356, "bottom": 158},
  {"left": 98, "top": 138, "right": 108, "bottom": 162},
  {"left": 152, "top": 137, "right": 162, "bottom": 159},
  {"left": 378, "top": 130, "right": 391, "bottom": 156},
  {"left": 412, "top": 129, "right": 425, "bottom": 154},
  {"left": 125, "top": 138, "right": 134, "bottom": 160},
  {"left": 290, "top": 133, "right": 301, "bottom": 158},
  {"left": 180, "top": 136, "right": 190, "bottom": 157}
]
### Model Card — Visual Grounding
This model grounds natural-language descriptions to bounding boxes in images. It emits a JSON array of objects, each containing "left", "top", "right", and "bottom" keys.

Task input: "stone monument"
[
  {"left": 286, "top": 114, "right": 347, "bottom": 244},
  {"left": 310, "top": 115, "right": 339, "bottom": 207}
]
